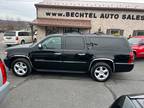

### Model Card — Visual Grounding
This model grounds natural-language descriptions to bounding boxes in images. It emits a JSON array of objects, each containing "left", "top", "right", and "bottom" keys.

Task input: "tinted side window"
[
  {"left": 111, "top": 96, "right": 125, "bottom": 108},
  {"left": 65, "top": 36, "right": 85, "bottom": 50},
  {"left": 18, "top": 32, "right": 30, "bottom": 36},
  {"left": 111, "top": 96, "right": 135, "bottom": 108},
  {"left": 42, "top": 36, "right": 62, "bottom": 49},
  {"left": 89, "top": 37, "right": 130, "bottom": 52}
]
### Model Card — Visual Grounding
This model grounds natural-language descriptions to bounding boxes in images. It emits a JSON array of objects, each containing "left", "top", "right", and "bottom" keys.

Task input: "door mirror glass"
[{"left": 38, "top": 44, "right": 42, "bottom": 49}]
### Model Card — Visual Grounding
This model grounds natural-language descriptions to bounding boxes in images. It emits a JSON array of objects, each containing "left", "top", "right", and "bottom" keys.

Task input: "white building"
[{"left": 32, "top": 0, "right": 144, "bottom": 39}]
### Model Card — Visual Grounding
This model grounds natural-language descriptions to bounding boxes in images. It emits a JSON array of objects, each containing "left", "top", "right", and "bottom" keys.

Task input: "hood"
[{"left": 7, "top": 43, "right": 32, "bottom": 50}]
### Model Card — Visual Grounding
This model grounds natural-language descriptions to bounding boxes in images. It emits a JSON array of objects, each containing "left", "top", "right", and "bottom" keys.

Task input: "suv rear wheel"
[
  {"left": 11, "top": 58, "right": 31, "bottom": 77},
  {"left": 90, "top": 62, "right": 112, "bottom": 82}
]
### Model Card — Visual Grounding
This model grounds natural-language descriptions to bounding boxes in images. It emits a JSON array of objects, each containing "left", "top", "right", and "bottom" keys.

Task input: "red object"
[
  {"left": 16, "top": 37, "right": 19, "bottom": 40},
  {"left": 128, "top": 36, "right": 144, "bottom": 58},
  {"left": 0, "top": 59, "right": 7, "bottom": 84},
  {"left": 128, "top": 52, "right": 134, "bottom": 64}
]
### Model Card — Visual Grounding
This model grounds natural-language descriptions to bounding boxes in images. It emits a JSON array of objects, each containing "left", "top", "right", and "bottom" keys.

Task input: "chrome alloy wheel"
[
  {"left": 14, "top": 62, "right": 28, "bottom": 76},
  {"left": 94, "top": 66, "right": 109, "bottom": 81}
]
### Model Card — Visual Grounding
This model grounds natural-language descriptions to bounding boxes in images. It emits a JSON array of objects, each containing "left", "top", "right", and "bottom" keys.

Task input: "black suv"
[{"left": 4, "top": 34, "right": 134, "bottom": 82}]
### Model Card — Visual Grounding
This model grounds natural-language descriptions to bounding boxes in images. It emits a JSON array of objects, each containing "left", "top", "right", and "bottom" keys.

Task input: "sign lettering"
[{"left": 46, "top": 11, "right": 144, "bottom": 20}]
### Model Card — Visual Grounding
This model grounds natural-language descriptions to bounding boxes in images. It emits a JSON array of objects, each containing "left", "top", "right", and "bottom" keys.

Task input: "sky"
[{"left": 0, "top": 0, "right": 144, "bottom": 21}]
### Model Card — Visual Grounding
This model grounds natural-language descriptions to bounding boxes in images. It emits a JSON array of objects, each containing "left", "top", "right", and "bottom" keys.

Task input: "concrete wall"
[
  {"left": 36, "top": 7, "right": 144, "bottom": 37},
  {"left": 36, "top": 26, "right": 46, "bottom": 40}
]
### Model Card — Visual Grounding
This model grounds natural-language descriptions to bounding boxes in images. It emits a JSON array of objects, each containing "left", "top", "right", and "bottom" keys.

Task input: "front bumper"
[
  {"left": 0, "top": 81, "right": 10, "bottom": 103},
  {"left": 115, "top": 63, "right": 134, "bottom": 72}
]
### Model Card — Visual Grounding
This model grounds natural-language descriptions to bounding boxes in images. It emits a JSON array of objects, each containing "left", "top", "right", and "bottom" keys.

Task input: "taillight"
[
  {"left": 16, "top": 37, "right": 19, "bottom": 40},
  {"left": 0, "top": 60, "right": 7, "bottom": 84},
  {"left": 128, "top": 52, "right": 134, "bottom": 64}
]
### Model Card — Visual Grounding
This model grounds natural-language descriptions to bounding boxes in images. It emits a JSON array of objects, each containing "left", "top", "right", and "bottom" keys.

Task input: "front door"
[{"left": 30, "top": 36, "right": 63, "bottom": 71}]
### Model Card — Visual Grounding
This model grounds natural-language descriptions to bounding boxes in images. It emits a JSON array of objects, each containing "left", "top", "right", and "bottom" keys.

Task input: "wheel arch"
[
  {"left": 89, "top": 58, "right": 115, "bottom": 72},
  {"left": 21, "top": 39, "right": 25, "bottom": 43},
  {"left": 10, "top": 55, "right": 33, "bottom": 68}
]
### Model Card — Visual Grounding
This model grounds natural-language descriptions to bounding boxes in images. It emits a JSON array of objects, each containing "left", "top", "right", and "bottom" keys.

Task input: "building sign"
[{"left": 46, "top": 11, "right": 144, "bottom": 20}]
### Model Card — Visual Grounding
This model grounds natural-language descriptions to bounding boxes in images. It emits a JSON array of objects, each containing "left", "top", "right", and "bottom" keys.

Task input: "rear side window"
[
  {"left": 4, "top": 32, "right": 16, "bottom": 36},
  {"left": 64, "top": 36, "right": 85, "bottom": 50},
  {"left": 88, "top": 37, "right": 130, "bottom": 52},
  {"left": 18, "top": 32, "right": 30, "bottom": 36}
]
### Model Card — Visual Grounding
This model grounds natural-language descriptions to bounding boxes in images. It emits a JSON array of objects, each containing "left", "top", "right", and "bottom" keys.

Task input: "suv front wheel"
[
  {"left": 90, "top": 62, "right": 112, "bottom": 82},
  {"left": 11, "top": 58, "right": 32, "bottom": 77}
]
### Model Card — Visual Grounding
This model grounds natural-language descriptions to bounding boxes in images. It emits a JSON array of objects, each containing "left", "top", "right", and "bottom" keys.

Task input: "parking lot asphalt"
[{"left": 0, "top": 34, "right": 144, "bottom": 108}]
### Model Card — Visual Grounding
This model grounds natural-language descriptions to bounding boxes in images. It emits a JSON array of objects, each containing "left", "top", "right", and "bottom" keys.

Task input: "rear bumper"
[
  {"left": 4, "top": 42, "right": 18, "bottom": 45},
  {"left": 0, "top": 81, "right": 10, "bottom": 103},
  {"left": 115, "top": 63, "right": 134, "bottom": 72}
]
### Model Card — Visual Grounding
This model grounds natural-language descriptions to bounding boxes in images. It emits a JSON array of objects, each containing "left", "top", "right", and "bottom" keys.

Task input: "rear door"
[{"left": 62, "top": 36, "right": 90, "bottom": 72}]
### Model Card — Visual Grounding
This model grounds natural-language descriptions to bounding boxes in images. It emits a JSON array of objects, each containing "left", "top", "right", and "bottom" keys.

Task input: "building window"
[
  {"left": 63, "top": 28, "right": 80, "bottom": 33},
  {"left": 133, "top": 30, "right": 144, "bottom": 36},
  {"left": 46, "top": 27, "right": 59, "bottom": 35},
  {"left": 107, "top": 29, "right": 124, "bottom": 36}
]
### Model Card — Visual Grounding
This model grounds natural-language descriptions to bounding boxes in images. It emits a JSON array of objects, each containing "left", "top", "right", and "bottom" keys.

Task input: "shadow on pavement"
[{"left": 28, "top": 71, "right": 91, "bottom": 81}]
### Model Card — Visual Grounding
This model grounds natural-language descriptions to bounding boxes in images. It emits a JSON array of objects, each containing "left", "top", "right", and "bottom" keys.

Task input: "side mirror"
[
  {"left": 38, "top": 44, "right": 42, "bottom": 49},
  {"left": 139, "top": 42, "right": 144, "bottom": 46}
]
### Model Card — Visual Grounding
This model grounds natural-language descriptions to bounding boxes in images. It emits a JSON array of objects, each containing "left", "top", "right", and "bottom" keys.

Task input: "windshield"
[
  {"left": 4, "top": 32, "right": 16, "bottom": 36},
  {"left": 30, "top": 36, "right": 46, "bottom": 47},
  {"left": 128, "top": 38, "right": 141, "bottom": 45}
]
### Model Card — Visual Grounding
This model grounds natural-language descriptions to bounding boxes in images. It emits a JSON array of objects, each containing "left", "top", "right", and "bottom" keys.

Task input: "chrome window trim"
[
  {"left": 115, "top": 63, "right": 134, "bottom": 65},
  {"left": 35, "top": 59, "right": 87, "bottom": 64}
]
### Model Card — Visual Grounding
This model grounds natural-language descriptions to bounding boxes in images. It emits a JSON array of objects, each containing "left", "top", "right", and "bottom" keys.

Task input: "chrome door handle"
[
  {"left": 54, "top": 52, "right": 61, "bottom": 55},
  {"left": 78, "top": 53, "right": 86, "bottom": 56}
]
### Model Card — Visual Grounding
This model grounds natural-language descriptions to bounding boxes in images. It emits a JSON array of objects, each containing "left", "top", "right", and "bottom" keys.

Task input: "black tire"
[
  {"left": 90, "top": 62, "right": 112, "bottom": 82},
  {"left": 11, "top": 58, "right": 32, "bottom": 77},
  {"left": 21, "top": 40, "right": 25, "bottom": 44}
]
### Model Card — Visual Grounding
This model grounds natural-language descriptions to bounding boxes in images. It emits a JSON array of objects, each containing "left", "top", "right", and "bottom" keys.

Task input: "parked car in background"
[
  {"left": 128, "top": 36, "right": 144, "bottom": 58},
  {"left": 110, "top": 94, "right": 144, "bottom": 108},
  {"left": 0, "top": 58, "right": 10, "bottom": 103},
  {"left": 3, "top": 30, "right": 37, "bottom": 46},
  {"left": 4, "top": 34, "right": 134, "bottom": 82}
]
